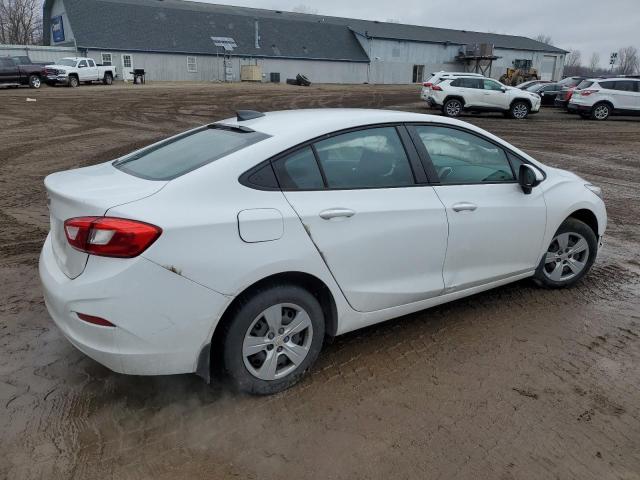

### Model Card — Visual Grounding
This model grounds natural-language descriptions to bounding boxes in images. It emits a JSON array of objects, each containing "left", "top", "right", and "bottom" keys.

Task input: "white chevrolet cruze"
[{"left": 40, "top": 109, "right": 606, "bottom": 394}]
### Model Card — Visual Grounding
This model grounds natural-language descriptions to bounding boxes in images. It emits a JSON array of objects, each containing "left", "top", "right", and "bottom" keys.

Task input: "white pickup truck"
[{"left": 44, "top": 57, "right": 117, "bottom": 87}]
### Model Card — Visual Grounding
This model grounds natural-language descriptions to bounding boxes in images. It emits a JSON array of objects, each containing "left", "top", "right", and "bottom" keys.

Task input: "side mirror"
[
  {"left": 501, "top": 87, "right": 507, "bottom": 93},
  {"left": 519, "top": 164, "right": 540, "bottom": 194}
]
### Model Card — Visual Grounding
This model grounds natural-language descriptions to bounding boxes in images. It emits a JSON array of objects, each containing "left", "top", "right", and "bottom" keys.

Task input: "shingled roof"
[
  {"left": 44, "top": 0, "right": 566, "bottom": 58},
  {"left": 44, "top": 0, "right": 370, "bottom": 62}
]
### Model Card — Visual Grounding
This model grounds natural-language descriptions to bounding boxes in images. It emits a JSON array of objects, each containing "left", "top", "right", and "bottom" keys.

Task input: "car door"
[
  {"left": 77, "top": 59, "right": 89, "bottom": 81},
  {"left": 408, "top": 124, "right": 547, "bottom": 292},
  {"left": 0, "top": 57, "right": 18, "bottom": 83},
  {"left": 451, "top": 78, "right": 483, "bottom": 107},
  {"left": 480, "top": 79, "right": 509, "bottom": 109},
  {"left": 274, "top": 126, "right": 449, "bottom": 313},
  {"left": 86, "top": 59, "right": 99, "bottom": 81}
]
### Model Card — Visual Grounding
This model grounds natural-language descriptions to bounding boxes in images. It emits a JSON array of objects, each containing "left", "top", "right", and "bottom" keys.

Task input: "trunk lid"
[{"left": 45, "top": 162, "right": 166, "bottom": 278}]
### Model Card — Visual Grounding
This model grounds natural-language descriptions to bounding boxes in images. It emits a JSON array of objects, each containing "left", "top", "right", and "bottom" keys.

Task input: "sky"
[{"left": 189, "top": 0, "right": 639, "bottom": 68}]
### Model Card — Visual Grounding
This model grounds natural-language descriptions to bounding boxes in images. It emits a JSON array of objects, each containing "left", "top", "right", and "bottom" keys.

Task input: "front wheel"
[
  {"left": 222, "top": 284, "right": 325, "bottom": 395},
  {"left": 533, "top": 218, "right": 598, "bottom": 288},
  {"left": 28, "top": 74, "right": 41, "bottom": 89},
  {"left": 510, "top": 101, "right": 530, "bottom": 119},
  {"left": 443, "top": 98, "right": 463, "bottom": 117},
  {"left": 68, "top": 76, "right": 79, "bottom": 88}
]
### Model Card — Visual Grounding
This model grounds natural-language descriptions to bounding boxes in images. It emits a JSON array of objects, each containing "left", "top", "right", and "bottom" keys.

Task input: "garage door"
[{"left": 541, "top": 56, "right": 556, "bottom": 81}]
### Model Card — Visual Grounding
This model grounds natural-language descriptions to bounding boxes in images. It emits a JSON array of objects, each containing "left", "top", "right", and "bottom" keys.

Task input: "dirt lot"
[{"left": 0, "top": 82, "right": 639, "bottom": 480}]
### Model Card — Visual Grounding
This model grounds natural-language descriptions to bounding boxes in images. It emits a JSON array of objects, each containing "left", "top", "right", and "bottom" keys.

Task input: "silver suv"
[{"left": 569, "top": 77, "right": 640, "bottom": 120}]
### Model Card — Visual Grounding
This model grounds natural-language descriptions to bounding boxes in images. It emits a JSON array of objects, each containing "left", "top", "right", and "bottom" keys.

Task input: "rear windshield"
[
  {"left": 576, "top": 80, "right": 594, "bottom": 89},
  {"left": 114, "top": 126, "right": 270, "bottom": 180}
]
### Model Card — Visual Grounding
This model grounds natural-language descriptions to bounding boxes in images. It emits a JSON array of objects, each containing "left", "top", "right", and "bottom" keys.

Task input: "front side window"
[
  {"left": 273, "top": 147, "right": 324, "bottom": 190},
  {"left": 314, "top": 127, "right": 415, "bottom": 189},
  {"left": 115, "top": 126, "right": 269, "bottom": 180},
  {"left": 483, "top": 79, "right": 503, "bottom": 91},
  {"left": 414, "top": 126, "right": 515, "bottom": 184},
  {"left": 78, "top": 60, "right": 87, "bottom": 68}
]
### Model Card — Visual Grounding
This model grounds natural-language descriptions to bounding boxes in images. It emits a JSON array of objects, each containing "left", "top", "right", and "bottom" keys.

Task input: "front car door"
[
  {"left": 408, "top": 124, "right": 547, "bottom": 292},
  {"left": 481, "top": 78, "right": 509, "bottom": 109},
  {"left": 274, "top": 126, "right": 449, "bottom": 312},
  {"left": 77, "top": 59, "right": 89, "bottom": 81}
]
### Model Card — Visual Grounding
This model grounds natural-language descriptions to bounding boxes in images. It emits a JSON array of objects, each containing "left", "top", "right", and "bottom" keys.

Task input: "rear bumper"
[
  {"left": 554, "top": 99, "right": 569, "bottom": 108},
  {"left": 567, "top": 102, "right": 591, "bottom": 113},
  {"left": 39, "top": 234, "right": 231, "bottom": 376}
]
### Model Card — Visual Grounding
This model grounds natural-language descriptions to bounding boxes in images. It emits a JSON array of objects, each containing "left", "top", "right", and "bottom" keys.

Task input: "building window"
[
  {"left": 187, "top": 56, "right": 197, "bottom": 73},
  {"left": 101, "top": 53, "right": 112, "bottom": 66}
]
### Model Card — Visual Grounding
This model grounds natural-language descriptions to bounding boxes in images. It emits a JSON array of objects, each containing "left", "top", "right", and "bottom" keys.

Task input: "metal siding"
[{"left": 0, "top": 44, "right": 78, "bottom": 63}]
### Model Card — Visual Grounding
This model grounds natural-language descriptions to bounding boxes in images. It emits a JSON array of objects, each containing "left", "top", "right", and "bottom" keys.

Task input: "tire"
[
  {"left": 533, "top": 218, "right": 598, "bottom": 289},
  {"left": 221, "top": 284, "right": 325, "bottom": 395},
  {"left": 296, "top": 74, "right": 311, "bottom": 86},
  {"left": 443, "top": 98, "right": 463, "bottom": 117},
  {"left": 510, "top": 101, "right": 530, "bottom": 119},
  {"left": 28, "top": 74, "right": 41, "bottom": 89},
  {"left": 591, "top": 102, "right": 611, "bottom": 121},
  {"left": 68, "top": 76, "right": 79, "bottom": 88},
  {"left": 579, "top": 112, "right": 591, "bottom": 119},
  {"left": 103, "top": 73, "right": 113, "bottom": 85}
]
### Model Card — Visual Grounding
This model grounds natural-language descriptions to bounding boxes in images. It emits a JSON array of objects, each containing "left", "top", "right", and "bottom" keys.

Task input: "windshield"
[
  {"left": 56, "top": 59, "right": 77, "bottom": 67},
  {"left": 115, "top": 126, "right": 270, "bottom": 180}
]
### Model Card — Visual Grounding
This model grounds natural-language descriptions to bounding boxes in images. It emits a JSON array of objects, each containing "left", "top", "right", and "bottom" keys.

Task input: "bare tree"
[
  {"left": 617, "top": 46, "right": 639, "bottom": 75},
  {"left": 534, "top": 34, "right": 553, "bottom": 45},
  {"left": 0, "top": 0, "right": 42, "bottom": 45},
  {"left": 588, "top": 52, "right": 600, "bottom": 73},
  {"left": 565, "top": 49, "right": 582, "bottom": 68}
]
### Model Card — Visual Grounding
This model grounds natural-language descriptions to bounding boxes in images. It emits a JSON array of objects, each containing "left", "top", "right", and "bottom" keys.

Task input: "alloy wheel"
[
  {"left": 445, "top": 101, "right": 462, "bottom": 117},
  {"left": 242, "top": 303, "right": 313, "bottom": 381},
  {"left": 30, "top": 76, "right": 41, "bottom": 88},
  {"left": 542, "top": 232, "right": 590, "bottom": 282},
  {"left": 593, "top": 105, "right": 609, "bottom": 120},
  {"left": 512, "top": 103, "right": 528, "bottom": 119}
]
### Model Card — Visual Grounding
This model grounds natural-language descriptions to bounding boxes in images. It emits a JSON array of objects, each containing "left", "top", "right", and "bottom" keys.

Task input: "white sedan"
[{"left": 40, "top": 109, "right": 606, "bottom": 394}]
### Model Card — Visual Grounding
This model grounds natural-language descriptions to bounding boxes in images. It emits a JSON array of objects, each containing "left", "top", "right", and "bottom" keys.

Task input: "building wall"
[
  {"left": 84, "top": 49, "right": 368, "bottom": 83},
  {"left": 0, "top": 44, "right": 77, "bottom": 63},
  {"left": 358, "top": 37, "right": 566, "bottom": 83}
]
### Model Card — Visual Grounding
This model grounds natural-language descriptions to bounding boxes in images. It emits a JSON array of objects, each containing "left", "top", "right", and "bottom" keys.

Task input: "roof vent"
[{"left": 236, "top": 110, "right": 265, "bottom": 121}]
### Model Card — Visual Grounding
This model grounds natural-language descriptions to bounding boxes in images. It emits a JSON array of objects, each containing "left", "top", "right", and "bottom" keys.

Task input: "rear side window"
[
  {"left": 414, "top": 126, "right": 515, "bottom": 184},
  {"left": 314, "top": 127, "right": 415, "bottom": 189},
  {"left": 115, "top": 126, "right": 269, "bottom": 180},
  {"left": 273, "top": 147, "right": 324, "bottom": 190},
  {"left": 451, "top": 78, "right": 481, "bottom": 89},
  {"left": 599, "top": 81, "right": 615, "bottom": 89}
]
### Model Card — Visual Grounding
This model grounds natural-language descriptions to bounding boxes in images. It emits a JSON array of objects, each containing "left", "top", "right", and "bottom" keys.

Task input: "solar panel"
[{"left": 211, "top": 37, "right": 237, "bottom": 51}]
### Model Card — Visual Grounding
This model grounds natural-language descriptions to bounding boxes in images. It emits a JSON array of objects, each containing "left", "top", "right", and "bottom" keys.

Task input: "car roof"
[{"left": 218, "top": 109, "right": 471, "bottom": 140}]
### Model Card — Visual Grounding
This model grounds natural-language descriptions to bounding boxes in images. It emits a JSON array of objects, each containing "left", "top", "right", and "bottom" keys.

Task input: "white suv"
[
  {"left": 569, "top": 77, "right": 640, "bottom": 120},
  {"left": 421, "top": 71, "right": 484, "bottom": 102},
  {"left": 427, "top": 76, "right": 542, "bottom": 119}
]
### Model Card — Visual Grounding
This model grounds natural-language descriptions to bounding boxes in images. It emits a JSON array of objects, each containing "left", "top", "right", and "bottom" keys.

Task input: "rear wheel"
[
  {"left": 222, "top": 284, "right": 325, "bottom": 395},
  {"left": 103, "top": 73, "right": 113, "bottom": 85},
  {"left": 510, "top": 101, "right": 530, "bottom": 119},
  {"left": 591, "top": 103, "right": 611, "bottom": 121},
  {"left": 534, "top": 218, "right": 598, "bottom": 288},
  {"left": 28, "top": 74, "right": 41, "bottom": 89},
  {"left": 443, "top": 98, "right": 463, "bottom": 117}
]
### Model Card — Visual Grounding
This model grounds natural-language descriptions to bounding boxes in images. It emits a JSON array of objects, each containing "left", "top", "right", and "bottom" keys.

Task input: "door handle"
[
  {"left": 452, "top": 202, "right": 478, "bottom": 213},
  {"left": 319, "top": 208, "right": 356, "bottom": 220}
]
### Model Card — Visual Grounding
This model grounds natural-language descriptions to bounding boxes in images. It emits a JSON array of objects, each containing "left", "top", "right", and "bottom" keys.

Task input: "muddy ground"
[{"left": 0, "top": 82, "right": 638, "bottom": 480}]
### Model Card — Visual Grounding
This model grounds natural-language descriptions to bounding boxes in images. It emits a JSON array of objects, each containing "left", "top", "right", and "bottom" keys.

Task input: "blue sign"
[{"left": 52, "top": 15, "right": 65, "bottom": 43}]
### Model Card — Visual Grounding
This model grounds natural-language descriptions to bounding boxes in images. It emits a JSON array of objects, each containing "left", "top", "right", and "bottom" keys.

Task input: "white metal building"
[{"left": 40, "top": 0, "right": 567, "bottom": 84}]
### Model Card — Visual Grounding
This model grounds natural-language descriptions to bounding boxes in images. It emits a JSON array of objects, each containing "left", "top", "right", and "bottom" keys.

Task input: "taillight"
[
  {"left": 581, "top": 89, "right": 598, "bottom": 96},
  {"left": 565, "top": 89, "right": 574, "bottom": 100},
  {"left": 423, "top": 82, "right": 433, "bottom": 87},
  {"left": 431, "top": 85, "right": 443, "bottom": 91},
  {"left": 64, "top": 217, "right": 162, "bottom": 258}
]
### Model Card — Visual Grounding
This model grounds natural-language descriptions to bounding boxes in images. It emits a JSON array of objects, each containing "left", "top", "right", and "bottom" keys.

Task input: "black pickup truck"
[{"left": 0, "top": 56, "right": 45, "bottom": 88}]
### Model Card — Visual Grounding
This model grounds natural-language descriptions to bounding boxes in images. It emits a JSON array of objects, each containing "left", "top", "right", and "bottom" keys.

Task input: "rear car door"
[
  {"left": 408, "top": 124, "right": 547, "bottom": 292},
  {"left": 274, "top": 126, "right": 449, "bottom": 312},
  {"left": 86, "top": 59, "right": 99, "bottom": 81}
]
